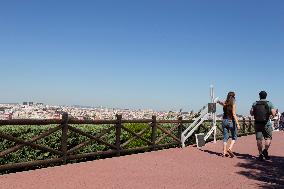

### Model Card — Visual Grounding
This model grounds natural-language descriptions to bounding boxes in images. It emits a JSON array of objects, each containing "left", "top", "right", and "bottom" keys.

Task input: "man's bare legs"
[
  {"left": 257, "top": 139, "right": 271, "bottom": 154},
  {"left": 257, "top": 139, "right": 271, "bottom": 160}
]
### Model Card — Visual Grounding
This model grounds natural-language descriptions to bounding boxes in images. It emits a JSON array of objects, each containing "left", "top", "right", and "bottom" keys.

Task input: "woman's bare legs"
[
  {"left": 227, "top": 140, "right": 236, "bottom": 157},
  {"left": 228, "top": 140, "right": 236, "bottom": 151},
  {"left": 223, "top": 142, "right": 228, "bottom": 156}
]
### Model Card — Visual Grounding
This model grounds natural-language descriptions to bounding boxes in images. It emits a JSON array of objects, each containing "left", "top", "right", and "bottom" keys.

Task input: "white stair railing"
[
  {"left": 181, "top": 106, "right": 209, "bottom": 148},
  {"left": 181, "top": 97, "right": 218, "bottom": 148},
  {"left": 204, "top": 97, "right": 218, "bottom": 142}
]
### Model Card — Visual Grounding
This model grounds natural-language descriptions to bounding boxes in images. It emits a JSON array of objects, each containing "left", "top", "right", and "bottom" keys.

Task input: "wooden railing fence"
[{"left": 0, "top": 114, "right": 255, "bottom": 172}]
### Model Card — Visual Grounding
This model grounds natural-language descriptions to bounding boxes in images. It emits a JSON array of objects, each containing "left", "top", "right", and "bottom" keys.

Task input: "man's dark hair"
[{"left": 259, "top": 91, "right": 267, "bottom": 100}]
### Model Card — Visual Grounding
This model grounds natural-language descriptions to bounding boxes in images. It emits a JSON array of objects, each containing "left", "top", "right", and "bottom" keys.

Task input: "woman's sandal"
[{"left": 227, "top": 149, "right": 235, "bottom": 158}]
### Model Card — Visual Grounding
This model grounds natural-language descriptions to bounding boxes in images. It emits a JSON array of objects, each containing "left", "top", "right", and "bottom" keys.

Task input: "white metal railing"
[
  {"left": 181, "top": 85, "right": 218, "bottom": 148},
  {"left": 204, "top": 97, "right": 219, "bottom": 142}
]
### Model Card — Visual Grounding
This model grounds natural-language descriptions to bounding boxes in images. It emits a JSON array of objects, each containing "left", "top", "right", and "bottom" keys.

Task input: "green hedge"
[
  {"left": 0, "top": 122, "right": 222, "bottom": 174},
  {"left": 0, "top": 123, "right": 179, "bottom": 165}
]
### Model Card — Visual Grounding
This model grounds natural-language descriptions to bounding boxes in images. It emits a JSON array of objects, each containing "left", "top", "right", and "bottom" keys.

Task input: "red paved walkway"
[{"left": 1, "top": 132, "right": 284, "bottom": 189}]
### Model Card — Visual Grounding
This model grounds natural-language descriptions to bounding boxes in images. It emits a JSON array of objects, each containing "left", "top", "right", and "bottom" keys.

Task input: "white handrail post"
[
  {"left": 213, "top": 112, "right": 217, "bottom": 143},
  {"left": 210, "top": 85, "right": 217, "bottom": 143},
  {"left": 181, "top": 134, "right": 185, "bottom": 148}
]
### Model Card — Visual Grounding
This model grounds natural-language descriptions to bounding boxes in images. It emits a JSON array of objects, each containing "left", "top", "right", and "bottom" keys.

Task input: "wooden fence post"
[
  {"left": 115, "top": 114, "right": 122, "bottom": 156},
  {"left": 61, "top": 112, "right": 69, "bottom": 164},
  {"left": 178, "top": 117, "right": 183, "bottom": 147},
  {"left": 151, "top": 115, "right": 157, "bottom": 150},
  {"left": 248, "top": 117, "right": 252, "bottom": 133}
]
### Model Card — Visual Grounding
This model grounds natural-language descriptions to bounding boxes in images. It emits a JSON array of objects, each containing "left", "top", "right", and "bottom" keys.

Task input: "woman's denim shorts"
[{"left": 222, "top": 119, "right": 237, "bottom": 142}]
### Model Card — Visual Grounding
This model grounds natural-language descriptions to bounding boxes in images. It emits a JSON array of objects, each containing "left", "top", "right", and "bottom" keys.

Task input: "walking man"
[{"left": 250, "top": 91, "right": 276, "bottom": 161}]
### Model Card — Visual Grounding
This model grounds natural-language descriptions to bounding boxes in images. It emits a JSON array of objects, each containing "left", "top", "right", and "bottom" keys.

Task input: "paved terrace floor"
[{"left": 1, "top": 132, "right": 284, "bottom": 189}]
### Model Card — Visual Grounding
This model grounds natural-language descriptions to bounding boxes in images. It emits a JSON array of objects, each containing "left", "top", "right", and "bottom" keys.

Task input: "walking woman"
[{"left": 217, "top": 92, "right": 240, "bottom": 157}]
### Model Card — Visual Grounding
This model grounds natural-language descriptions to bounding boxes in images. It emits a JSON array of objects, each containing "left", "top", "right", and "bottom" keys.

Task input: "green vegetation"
[
  {"left": 0, "top": 121, "right": 253, "bottom": 173},
  {"left": 0, "top": 123, "right": 179, "bottom": 166}
]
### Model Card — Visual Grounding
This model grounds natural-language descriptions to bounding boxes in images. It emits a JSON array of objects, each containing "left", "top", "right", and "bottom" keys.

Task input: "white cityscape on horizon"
[
  {"left": 0, "top": 102, "right": 249, "bottom": 121},
  {"left": 0, "top": 102, "right": 191, "bottom": 120}
]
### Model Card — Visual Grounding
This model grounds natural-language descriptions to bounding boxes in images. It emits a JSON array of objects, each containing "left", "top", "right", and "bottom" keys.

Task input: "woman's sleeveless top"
[{"left": 223, "top": 104, "right": 233, "bottom": 120}]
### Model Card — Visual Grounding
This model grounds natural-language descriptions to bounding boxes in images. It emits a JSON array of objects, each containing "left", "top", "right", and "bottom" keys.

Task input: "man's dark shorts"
[{"left": 255, "top": 122, "right": 273, "bottom": 140}]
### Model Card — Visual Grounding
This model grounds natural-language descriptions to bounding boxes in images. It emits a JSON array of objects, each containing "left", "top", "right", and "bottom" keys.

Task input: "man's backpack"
[{"left": 253, "top": 101, "right": 271, "bottom": 123}]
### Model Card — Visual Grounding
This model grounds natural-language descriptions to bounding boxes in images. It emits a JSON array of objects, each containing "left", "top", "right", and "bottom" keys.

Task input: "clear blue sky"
[{"left": 0, "top": 0, "right": 283, "bottom": 115}]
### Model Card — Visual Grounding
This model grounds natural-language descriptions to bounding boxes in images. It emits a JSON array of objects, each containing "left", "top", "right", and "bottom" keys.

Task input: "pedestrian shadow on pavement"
[
  {"left": 236, "top": 155, "right": 284, "bottom": 189},
  {"left": 199, "top": 149, "right": 223, "bottom": 157},
  {"left": 200, "top": 149, "right": 284, "bottom": 188},
  {"left": 200, "top": 149, "right": 256, "bottom": 159}
]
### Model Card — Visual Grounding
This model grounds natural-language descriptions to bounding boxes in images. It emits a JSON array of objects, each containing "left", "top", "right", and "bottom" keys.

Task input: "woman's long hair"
[{"left": 225, "top": 92, "right": 235, "bottom": 111}]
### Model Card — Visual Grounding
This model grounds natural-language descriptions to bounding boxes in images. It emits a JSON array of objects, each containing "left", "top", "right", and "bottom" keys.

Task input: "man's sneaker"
[
  {"left": 262, "top": 149, "right": 270, "bottom": 160},
  {"left": 258, "top": 154, "right": 264, "bottom": 161}
]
